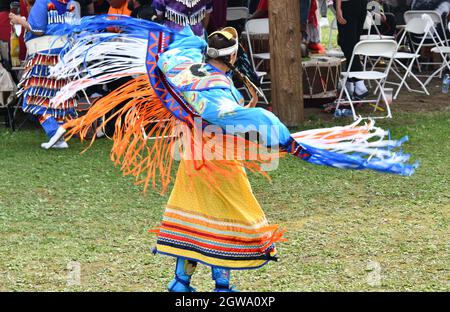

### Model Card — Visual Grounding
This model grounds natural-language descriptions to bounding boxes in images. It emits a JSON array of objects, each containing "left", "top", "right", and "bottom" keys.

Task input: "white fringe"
[
  {"left": 292, "top": 119, "right": 402, "bottom": 159},
  {"left": 50, "top": 34, "right": 147, "bottom": 105},
  {"left": 175, "top": 0, "right": 202, "bottom": 8}
]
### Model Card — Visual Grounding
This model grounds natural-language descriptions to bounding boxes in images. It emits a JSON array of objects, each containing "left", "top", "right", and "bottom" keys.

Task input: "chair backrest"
[
  {"left": 404, "top": 16, "right": 433, "bottom": 35},
  {"left": 404, "top": 10, "right": 441, "bottom": 25},
  {"left": 363, "top": 10, "right": 384, "bottom": 37},
  {"left": 406, "top": 15, "right": 448, "bottom": 49},
  {"left": 245, "top": 18, "right": 269, "bottom": 35},
  {"left": 406, "top": 10, "right": 450, "bottom": 44},
  {"left": 226, "top": 7, "right": 249, "bottom": 21},
  {"left": 353, "top": 40, "right": 398, "bottom": 57},
  {"left": 245, "top": 18, "right": 269, "bottom": 71},
  {"left": 363, "top": 13, "right": 373, "bottom": 30}
]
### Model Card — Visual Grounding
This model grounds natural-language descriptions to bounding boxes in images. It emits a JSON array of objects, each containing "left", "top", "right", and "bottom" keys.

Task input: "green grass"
[
  {"left": 0, "top": 109, "right": 449, "bottom": 292},
  {"left": 320, "top": 10, "right": 339, "bottom": 49}
]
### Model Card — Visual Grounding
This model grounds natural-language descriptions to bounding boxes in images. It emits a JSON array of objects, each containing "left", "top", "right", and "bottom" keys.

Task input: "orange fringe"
[
  {"left": 64, "top": 75, "right": 283, "bottom": 194},
  {"left": 64, "top": 75, "right": 178, "bottom": 193}
]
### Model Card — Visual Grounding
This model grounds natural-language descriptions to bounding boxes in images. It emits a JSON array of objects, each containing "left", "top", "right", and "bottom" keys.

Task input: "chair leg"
[
  {"left": 335, "top": 77, "right": 348, "bottom": 112},
  {"left": 346, "top": 90, "right": 358, "bottom": 120},
  {"left": 375, "top": 80, "right": 392, "bottom": 118},
  {"left": 424, "top": 65, "right": 445, "bottom": 86},
  {"left": 341, "top": 86, "right": 357, "bottom": 120},
  {"left": 393, "top": 59, "right": 416, "bottom": 99}
]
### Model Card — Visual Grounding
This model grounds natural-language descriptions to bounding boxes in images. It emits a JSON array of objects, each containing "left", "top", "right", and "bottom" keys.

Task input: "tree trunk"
[{"left": 268, "top": 0, "right": 304, "bottom": 126}]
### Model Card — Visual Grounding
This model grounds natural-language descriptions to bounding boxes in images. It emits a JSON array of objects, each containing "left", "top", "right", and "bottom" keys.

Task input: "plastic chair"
[{"left": 335, "top": 40, "right": 397, "bottom": 120}]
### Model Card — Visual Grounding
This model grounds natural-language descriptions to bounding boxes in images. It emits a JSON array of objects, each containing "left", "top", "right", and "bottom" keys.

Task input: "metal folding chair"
[
  {"left": 335, "top": 40, "right": 397, "bottom": 120},
  {"left": 404, "top": 10, "right": 448, "bottom": 71},
  {"left": 244, "top": 18, "right": 271, "bottom": 104},
  {"left": 425, "top": 21, "right": 450, "bottom": 86},
  {"left": 360, "top": 11, "right": 395, "bottom": 41},
  {"left": 245, "top": 18, "right": 270, "bottom": 82},
  {"left": 378, "top": 16, "right": 436, "bottom": 99},
  {"left": 0, "top": 63, "right": 17, "bottom": 130}
]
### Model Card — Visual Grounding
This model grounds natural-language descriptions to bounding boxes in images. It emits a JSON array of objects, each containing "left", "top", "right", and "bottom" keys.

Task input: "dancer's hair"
[{"left": 206, "top": 30, "right": 247, "bottom": 85}]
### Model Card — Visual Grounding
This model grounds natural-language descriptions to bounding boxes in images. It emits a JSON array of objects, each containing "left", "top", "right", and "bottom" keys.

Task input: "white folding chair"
[
  {"left": 360, "top": 11, "right": 395, "bottom": 41},
  {"left": 226, "top": 7, "right": 249, "bottom": 22},
  {"left": 425, "top": 21, "right": 450, "bottom": 86},
  {"left": 404, "top": 10, "right": 448, "bottom": 71},
  {"left": 244, "top": 18, "right": 270, "bottom": 87},
  {"left": 378, "top": 16, "right": 435, "bottom": 99},
  {"left": 335, "top": 40, "right": 397, "bottom": 120},
  {"left": 359, "top": 11, "right": 396, "bottom": 80}
]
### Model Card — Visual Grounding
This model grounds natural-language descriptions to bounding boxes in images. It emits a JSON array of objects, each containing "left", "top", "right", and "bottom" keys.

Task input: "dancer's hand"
[{"left": 243, "top": 76, "right": 258, "bottom": 108}]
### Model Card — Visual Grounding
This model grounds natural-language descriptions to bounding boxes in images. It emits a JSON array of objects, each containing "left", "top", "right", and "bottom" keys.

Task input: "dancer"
[
  {"left": 49, "top": 16, "right": 417, "bottom": 291},
  {"left": 9, "top": 0, "right": 78, "bottom": 149}
]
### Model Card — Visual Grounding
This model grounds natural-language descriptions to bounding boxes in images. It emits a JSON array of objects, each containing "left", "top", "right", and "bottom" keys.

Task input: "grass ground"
[{"left": 0, "top": 102, "right": 449, "bottom": 291}]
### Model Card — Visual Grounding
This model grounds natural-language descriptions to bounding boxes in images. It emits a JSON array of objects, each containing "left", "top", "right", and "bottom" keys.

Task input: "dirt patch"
[{"left": 303, "top": 72, "right": 450, "bottom": 121}]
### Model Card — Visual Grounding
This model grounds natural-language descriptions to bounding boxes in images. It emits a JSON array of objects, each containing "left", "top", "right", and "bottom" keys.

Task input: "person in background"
[
  {"left": 107, "top": 0, "right": 131, "bottom": 15},
  {"left": 301, "top": 0, "right": 311, "bottom": 49},
  {"left": 94, "top": 0, "right": 109, "bottom": 14},
  {"left": 77, "top": 0, "right": 94, "bottom": 16},
  {"left": 153, "top": 0, "right": 213, "bottom": 37},
  {"left": 129, "top": 0, "right": 156, "bottom": 20},
  {"left": 334, "top": 0, "right": 369, "bottom": 99},
  {"left": 366, "top": 0, "right": 397, "bottom": 37},
  {"left": 248, "top": 0, "right": 267, "bottom": 19},
  {"left": 412, "top": 0, "right": 450, "bottom": 38},
  {"left": 18, "top": 0, "right": 28, "bottom": 60},
  {"left": 0, "top": 0, "right": 29, "bottom": 62},
  {"left": 248, "top": 0, "right": 259, "bottom": 14},
  {"left": 0, "top": 1, "right": 11, "bottom": 44},
  {"left": 391, "top": 0, "right": 411, "bottom": 26},
  {"left": 9, "top": 0, "right": 79, "bottom": 149},
  {"left": 305, "top": 0, "right": 326, "bottom": 54},
  {"left": 208, "top": 0, "right": 227, "bottom": 33}
]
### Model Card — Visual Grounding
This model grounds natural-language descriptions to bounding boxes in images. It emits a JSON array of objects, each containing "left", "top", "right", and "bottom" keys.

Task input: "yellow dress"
[{"left": 154, "top": 160, "right": 284, "bottom": 269}]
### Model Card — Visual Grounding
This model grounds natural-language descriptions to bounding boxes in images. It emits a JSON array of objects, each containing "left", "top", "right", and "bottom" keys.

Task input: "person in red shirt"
[{"left": 249, "top": 0, "right": 267, "bottom": 19}]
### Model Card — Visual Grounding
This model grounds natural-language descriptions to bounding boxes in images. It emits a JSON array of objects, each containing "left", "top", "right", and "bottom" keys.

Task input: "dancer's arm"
[{"left": 184, "top": 88, "right": 309, "bottom": 158}]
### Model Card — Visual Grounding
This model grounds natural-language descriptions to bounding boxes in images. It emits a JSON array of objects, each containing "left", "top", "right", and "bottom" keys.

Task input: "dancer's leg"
[
  {"left": 168, "top": 257, "right": 197, "bottom": 292},
  {"left": 211, "top": 267, "right": 237, "bottom": 292},
  {"left": 39, "top": 114, "right": 67, "bottom": 149}
]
